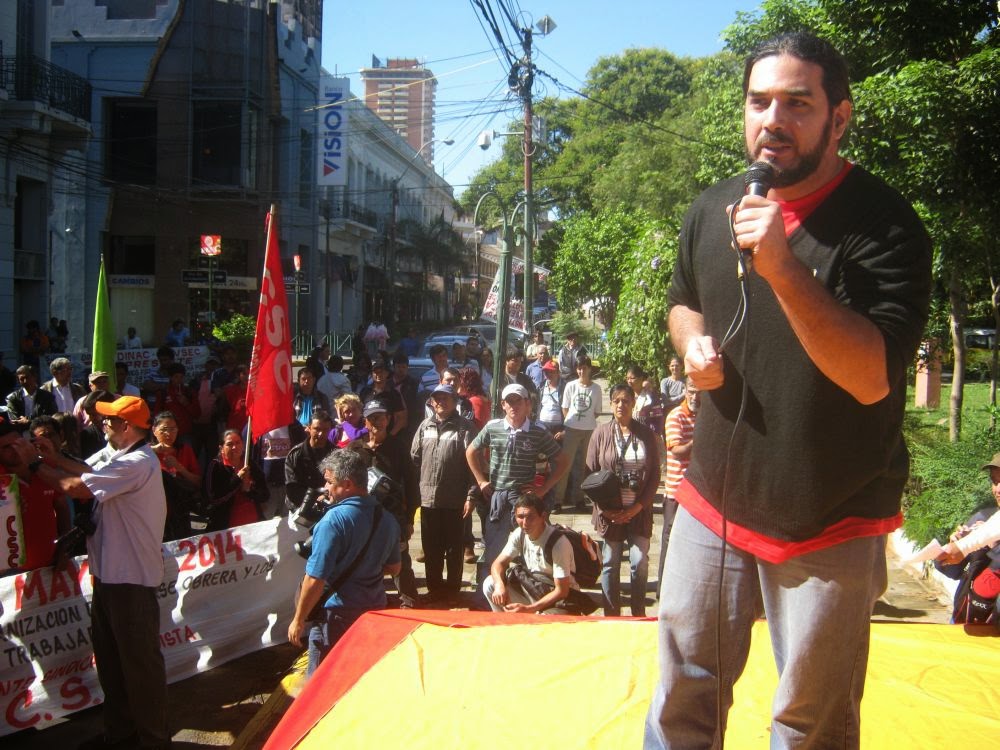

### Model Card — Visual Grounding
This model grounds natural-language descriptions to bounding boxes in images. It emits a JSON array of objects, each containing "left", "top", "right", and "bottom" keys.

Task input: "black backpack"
[
  {"left": 951, "top": 551, "right": 1000, "bottom": 626},
  {"left": 542, "top": 524, "right": 601, "bottom": 588}
]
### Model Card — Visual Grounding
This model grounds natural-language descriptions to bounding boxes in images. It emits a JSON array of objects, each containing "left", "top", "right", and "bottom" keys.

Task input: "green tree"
[
  {"left": 550, "top": 207, "right": 656, "bottom": 328},
  {"left": 397, "top": 215, "right": 467, "bottom": 317},
  {"left": 461, "top": 49, "right": 696, "bottom": 220},
  {"left": 601, "top": 218, "right": 680, "bottom": 382},
  {"left": 719, "top": 0, "right": 1000, "bottom": 441}
]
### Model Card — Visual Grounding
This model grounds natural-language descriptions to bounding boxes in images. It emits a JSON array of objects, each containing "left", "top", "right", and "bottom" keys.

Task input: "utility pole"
[
  {"left": 387, "top": 182, "right": 399, "bottom": 329},
  {"left": 520, "top": 27, "right": 535, "bottom": 333}
]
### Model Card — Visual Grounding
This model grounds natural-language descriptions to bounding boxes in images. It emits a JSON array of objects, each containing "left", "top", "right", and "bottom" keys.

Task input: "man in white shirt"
[
  {"left": 19, "top": 395, "right": 169, "bottom": 749},
  {"left": 122, "top": 327, "right": 143, "bottom": 349}
]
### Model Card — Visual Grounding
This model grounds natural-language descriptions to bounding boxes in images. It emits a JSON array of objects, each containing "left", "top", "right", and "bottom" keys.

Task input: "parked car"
[
  {"left": 400, "top": 331, "right": 487, "bottom": 388},
  {"left": 423, "top": 330, "right": 487, "bottom": 352},
  {"left": 452, "top": 322, "right": 527, "bottom": 350}
]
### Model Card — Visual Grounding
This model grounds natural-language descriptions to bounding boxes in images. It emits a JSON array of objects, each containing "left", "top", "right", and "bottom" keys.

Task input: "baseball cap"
[
  {"left": 94, "top": 395, "right": 151, "bottom": 430},
  {"left": 541, "top": 360, "right": 558, "bottom": 372},
  {"left": 982, "top": 453, "right": 1000, "bottom": 471},
  {"left": 371, "top": 358, "right": 390, "bottom": 372},
  {"left": 501, "top": 384, "right": 529, "bottom": 401},
  {"left": 430, "top": 384, "right": 456, "bottom": 398},
  {"left": 88, "top": 370, "right": 110, "bottom": 384},
  {"left": 363, "top": 400, "right": 389, "bottom": 419}
]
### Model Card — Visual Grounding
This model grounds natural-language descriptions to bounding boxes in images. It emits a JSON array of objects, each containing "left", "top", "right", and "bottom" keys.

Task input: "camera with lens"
[
  {"left": 292, "top": 486, "right": 332, "bottom": 530},
  {"left": 292, "top": 469, "right": 403, "bottom": 560},
  {"left": 367, "top": 466, "right": 399, "bottom": 508},
  {"left": 51, "top": 508, "right": 98, "bottom": 564},
  {"left": 617, "top": 470, "right": 642, "bottom": 492},
  {"left": 292, "top": 487, "right": 332, "bottom": 560}
]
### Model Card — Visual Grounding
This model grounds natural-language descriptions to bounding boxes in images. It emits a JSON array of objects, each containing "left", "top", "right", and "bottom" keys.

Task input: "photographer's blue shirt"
[{"left": 305, "top": 494, "right": 401, "bottom": 612}]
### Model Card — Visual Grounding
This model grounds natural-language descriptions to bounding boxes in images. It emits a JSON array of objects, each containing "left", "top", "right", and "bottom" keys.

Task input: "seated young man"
[{"left": 483, "top": 493, "right": 578, "bottom": 614}]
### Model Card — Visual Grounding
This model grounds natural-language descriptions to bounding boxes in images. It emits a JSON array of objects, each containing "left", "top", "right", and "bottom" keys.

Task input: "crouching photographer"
[
  {"left": 289, "top": 450, "right": 401, "bottom": 677},
  {"left": 484, "top": 493, "right": 598, "bottom": 615}
]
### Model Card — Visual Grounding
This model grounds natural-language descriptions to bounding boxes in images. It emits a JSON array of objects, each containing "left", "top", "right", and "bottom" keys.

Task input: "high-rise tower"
[{"left": 359, "top": 58, "right": 437, "bottom": 163}]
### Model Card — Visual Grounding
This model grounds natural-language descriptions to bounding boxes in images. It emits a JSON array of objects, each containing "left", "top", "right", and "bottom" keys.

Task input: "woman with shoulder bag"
[{"left": 585, "top": 382, "right": 661, "bottom": 617}]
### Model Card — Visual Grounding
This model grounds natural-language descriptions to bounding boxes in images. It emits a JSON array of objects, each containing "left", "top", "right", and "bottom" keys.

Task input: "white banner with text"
[{"left": 0, "top": 518, "right": 305, "bottom": 736}]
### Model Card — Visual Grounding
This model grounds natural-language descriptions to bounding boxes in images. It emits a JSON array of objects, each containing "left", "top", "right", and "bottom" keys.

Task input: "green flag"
[{"left": 92, "top": 257, "right": 116, "bottom": 378}]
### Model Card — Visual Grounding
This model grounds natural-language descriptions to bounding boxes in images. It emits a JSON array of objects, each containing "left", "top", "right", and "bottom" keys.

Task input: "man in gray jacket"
[{"left": 411, "top": 384, "right": 476, "bottom": 602}]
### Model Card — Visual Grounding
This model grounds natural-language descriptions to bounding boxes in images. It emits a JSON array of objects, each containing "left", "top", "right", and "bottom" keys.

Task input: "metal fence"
[
  {"left": 292, "top": 331, "right": 355, "bottom": 359},
  {"left": 1, "top": 55, "right": 92, "bottom": 121}
]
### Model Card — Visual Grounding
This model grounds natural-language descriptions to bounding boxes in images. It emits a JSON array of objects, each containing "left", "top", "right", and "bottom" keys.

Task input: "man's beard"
[{"left": 747, "top": 114, "right": 833, "bottom": 188}]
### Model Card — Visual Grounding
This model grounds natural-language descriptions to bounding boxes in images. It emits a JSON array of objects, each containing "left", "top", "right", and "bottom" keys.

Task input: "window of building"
[
  {"left": 192, "top": 101, "right": 242, "bottom": 187},
  {"left": 106, "top": 99, "right": 157, "bottom": 184},
  {"left": 108, "top": 235, "right": 156, "bottom": 275}
]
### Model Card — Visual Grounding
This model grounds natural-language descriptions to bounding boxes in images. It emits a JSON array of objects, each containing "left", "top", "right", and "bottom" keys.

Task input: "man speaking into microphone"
[{"left": 645, "top": 32, "right": 931, "bottom": 748}]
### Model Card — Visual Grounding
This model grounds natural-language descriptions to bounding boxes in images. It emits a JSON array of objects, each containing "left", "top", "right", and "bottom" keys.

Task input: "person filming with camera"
[
  {"left": 288, "top": 450, "right": 401, "bottom": 677},
  {"left": 585, "top": 382, "right": 661, "bottom": 617}
]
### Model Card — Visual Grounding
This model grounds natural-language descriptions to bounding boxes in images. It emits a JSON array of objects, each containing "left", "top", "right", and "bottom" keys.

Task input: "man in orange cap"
[{"left": 15, "top": 394, "right": 169, "bottom": 749}]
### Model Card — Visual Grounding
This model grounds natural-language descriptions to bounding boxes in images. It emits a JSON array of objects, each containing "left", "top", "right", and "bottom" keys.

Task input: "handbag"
[
  {"left": 503, "top": 565, "right": 598, "bottom": 616},
  {"left": 581, "top": 469, "right": 622, "bottom": 511}
]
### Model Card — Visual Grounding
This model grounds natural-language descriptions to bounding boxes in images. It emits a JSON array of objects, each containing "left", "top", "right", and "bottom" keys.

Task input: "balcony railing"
[
  {"left": 331, "top": 198, "right": 377, "bottom": 229},
  {"left": 1, "top": 55, "right": 92, "bottom": 122}
]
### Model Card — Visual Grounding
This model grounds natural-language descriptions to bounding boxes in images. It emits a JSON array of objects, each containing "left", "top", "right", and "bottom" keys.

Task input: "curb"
[
  {"left": 886, "top": 529, "right": 956, "bottom": 606},
  {"left": 232, "top": 652, "right": 309, "bottom": 750}
]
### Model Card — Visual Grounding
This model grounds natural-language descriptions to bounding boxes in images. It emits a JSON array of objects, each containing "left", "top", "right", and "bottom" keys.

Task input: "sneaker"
[{"left": 463, "top": 546, "right": 478, "bottom": 564}]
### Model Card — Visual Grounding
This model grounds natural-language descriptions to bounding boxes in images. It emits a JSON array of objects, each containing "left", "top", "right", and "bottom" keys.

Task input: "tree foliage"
[
  {"left": 550, "top": 208, "right": 662, "bottom": 329},
  {"left": 600, "top": 218, "right": 680, "bottom": 382}
]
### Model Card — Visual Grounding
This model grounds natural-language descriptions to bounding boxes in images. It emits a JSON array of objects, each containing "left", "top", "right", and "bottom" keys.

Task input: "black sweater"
[{"left": 668, "top": 165, "right": 931, "bottom": 541}]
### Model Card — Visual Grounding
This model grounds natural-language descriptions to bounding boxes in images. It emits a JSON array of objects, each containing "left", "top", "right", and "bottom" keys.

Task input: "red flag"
[{"left": 246, "top": 207, "right": 293, "bottom": 441}]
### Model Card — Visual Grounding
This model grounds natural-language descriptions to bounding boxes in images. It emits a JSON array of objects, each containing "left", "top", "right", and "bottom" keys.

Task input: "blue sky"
[{"left": 322, "top": 1, "right": 762, "bottom": 195}]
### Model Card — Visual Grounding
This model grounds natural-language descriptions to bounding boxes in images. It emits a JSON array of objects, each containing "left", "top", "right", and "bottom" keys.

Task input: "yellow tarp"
[{"left": 296, "top": 620, "right": 999, "bottom": 748}]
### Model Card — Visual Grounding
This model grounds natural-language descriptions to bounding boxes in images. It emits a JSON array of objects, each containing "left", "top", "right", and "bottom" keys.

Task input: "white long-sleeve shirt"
[{"left": 956, "top": 510, "right": 1000, "bottom": 556}]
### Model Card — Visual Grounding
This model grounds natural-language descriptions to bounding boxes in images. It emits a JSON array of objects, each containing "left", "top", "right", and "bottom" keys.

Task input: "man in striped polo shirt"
[
  {"left": 657, "top": 381, "right": 698, "bottom": 586},
  {"left": 466, "top": 384, "right": 570, "bottom": 593}
]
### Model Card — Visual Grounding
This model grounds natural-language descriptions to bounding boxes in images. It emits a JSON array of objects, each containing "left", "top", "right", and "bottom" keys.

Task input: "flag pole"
[{"left": 244, "top": 203, "right": 280, "bottom": 467}]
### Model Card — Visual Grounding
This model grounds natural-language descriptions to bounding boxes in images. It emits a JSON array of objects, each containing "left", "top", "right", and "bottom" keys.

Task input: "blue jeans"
[
  {"left": 555, "top": 427, "right": 592, "bottom": 505},
  {"left": 644, "top": 507, "right": 887, "bottom": 749},
  {"left": 601, "top": 533, "right": 650, "bottom": 617},
  {"left": 307, "top": 608, "right": 362, "bottom": 677},
  {"left": 656, "top": 497, "right": 679, "bottom": 592},
  {"left": 476, "top": 488, "right": 519, "bottom": 589}
]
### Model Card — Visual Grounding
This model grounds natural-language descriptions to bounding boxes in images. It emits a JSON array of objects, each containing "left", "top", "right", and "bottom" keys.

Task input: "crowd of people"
[{"left": 275, "top": 327, "right": 714, "bottom": 676}]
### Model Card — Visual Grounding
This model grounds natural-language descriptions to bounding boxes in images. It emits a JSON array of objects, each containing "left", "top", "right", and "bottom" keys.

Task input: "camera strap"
[
  {"left": 327, "top": 503, "right": 385, "bottom": 593},
  {"left": 613, "top": 422, "right": 637, "bottom": 465}
]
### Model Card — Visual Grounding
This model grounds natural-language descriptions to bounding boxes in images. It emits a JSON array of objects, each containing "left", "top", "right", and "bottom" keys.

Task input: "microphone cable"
[{"left": 712, "top": 194, "right": 755, "bottom": 749}]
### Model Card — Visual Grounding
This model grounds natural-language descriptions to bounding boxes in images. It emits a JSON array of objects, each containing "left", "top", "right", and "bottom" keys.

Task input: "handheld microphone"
[{"left": 744, "top": 161, "right": 775, "bottom": 197}]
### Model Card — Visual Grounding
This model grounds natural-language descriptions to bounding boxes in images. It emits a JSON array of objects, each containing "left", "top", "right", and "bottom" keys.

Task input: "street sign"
[
  {"left": 182, "top": 269, "right": 228, "bottom": 284},
  {"left": 200, "top": 235, "right": 222, "bottom": 256},
  {"left": 287, "top": 283, "right": 311, "bottom": 295}
]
